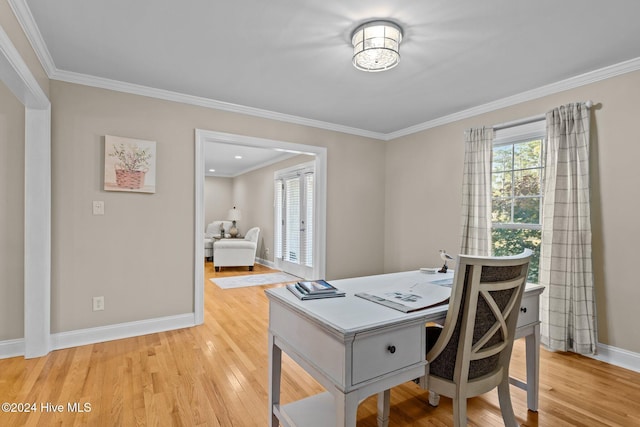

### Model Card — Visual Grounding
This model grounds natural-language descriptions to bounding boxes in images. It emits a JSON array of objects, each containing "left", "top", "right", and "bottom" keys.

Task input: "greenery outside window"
[{"left": 491, "top": 122, "right": 545, "bottom": 283}]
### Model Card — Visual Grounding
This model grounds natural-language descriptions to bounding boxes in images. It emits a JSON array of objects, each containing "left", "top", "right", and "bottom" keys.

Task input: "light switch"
[{"left": 93, "top": 201, "right": 105, "bottom": 215}]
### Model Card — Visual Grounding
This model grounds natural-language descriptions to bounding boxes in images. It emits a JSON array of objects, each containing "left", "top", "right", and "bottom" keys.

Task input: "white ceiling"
[
  {"left": 16, "top": 0, "right": 640, "bottom": 174},
  {"left": 204, "top": 142, "right": 297, "bottom": 178}
]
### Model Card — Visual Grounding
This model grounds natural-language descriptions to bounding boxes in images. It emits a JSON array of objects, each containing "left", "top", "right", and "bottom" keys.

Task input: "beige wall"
[
  {"left": 0, "top": 81, "right": 25, "bottom": 340},
  {"left": 50, "top": 80, "right": 385, "bottom": 333},
  {"left": 385, "top": 70, "right": 640, "bottom": 353},
  {"left": 204, "top": 176, "right": 232, "bottom": 227},
  {"left": 6, "top": 2, "right": 637, "bottom": 355}
]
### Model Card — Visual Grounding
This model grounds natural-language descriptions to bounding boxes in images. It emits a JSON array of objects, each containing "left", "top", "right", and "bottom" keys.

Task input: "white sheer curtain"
[
  {"left": 459, "top": 127, "right": 493, "bottom": 256},
  {"left": 540, "top": 102, "right": 596, "bottom": 354}
]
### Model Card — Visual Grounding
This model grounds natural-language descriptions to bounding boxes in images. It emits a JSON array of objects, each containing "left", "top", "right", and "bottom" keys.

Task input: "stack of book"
[{"left": 287, "top": 280, "right": 345, "bottom": 300}]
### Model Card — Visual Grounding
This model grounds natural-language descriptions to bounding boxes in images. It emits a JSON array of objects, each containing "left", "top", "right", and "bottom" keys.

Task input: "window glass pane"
[
  {"left": 514, "top": 169, "right": 540, "bottom": 196},
  {"left": 492, "top": 145, "right": 512, "bottom": 172},
  {"left": 284, "top": 177, "right": 300, "bottom": 263},
  {"left": 492, "top": 228, "right": 541, "bottom": 283},
  {"left": 491, "top": 133, "right": 544, "bottom": 284},
  {"left": 304, "top": 173, "right": 314, "bottom": 267},
  {"left": 492, "top": 171, "right": 512, "bottom": 198},
  {"left": 514, "top": 139, "right": 541, "bottom": 169},
  {"left": 492, "top": 198, "right": 512, "bottom": 223},
  {"left": 275, "top": 180, "right": 283, "bottom": 259},
  {"left": 513, "top": 197, "right": 540, "bottom": 224}
]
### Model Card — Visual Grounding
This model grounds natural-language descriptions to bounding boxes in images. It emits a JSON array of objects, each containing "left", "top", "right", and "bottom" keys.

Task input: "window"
[{"left": 491, "top": 122, "right": 545, "bottom": 283}]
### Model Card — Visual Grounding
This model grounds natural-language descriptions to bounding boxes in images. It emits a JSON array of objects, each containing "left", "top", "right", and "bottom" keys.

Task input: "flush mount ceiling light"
[{"left": 351, "top": 20, "right": 403, "bottom": 72}]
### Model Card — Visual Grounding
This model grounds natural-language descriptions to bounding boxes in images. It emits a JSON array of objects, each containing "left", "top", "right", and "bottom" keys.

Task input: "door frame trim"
[{"left": 0, "top": 22, "right": 51, "bottom": 358}]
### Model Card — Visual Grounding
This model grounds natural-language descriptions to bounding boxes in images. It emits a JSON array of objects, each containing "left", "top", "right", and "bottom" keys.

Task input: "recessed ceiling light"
[
  {"left": 235, "top": 155, "right": 243, "bottom": 159},
  {"left": 209, "top": 169, "right": 215, "bottom": 172}
]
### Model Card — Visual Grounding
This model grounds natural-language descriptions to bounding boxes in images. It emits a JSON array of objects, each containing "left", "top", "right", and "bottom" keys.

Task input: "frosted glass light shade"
[{"left": 352, "top": 21, "right": 403, "bottom": 72}]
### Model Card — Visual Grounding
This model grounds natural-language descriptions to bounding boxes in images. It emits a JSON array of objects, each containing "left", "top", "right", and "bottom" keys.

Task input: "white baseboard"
[
  {"left": 50, "top": 313, "right": 195, "bottom": 351},
  {"left": 0, "top": 338, "right": 25, "bottom": 359},
  {"left": 255, "top": 258, "right": 276, "bottom": 269},
  {"left": 591, "top": 343, "right": 640, "bottom": 373},
  {"left": 7, "top": 310, "right": 638, "bottom": 375}
]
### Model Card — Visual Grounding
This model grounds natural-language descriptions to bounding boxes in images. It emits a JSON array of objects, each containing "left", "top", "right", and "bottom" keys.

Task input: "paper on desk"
[{"left": 355, "top": 282, "right": 451, "bottom": 313}]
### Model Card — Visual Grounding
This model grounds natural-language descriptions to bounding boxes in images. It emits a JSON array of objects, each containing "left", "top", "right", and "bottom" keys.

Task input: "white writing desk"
[{"left": 266, "top": 271, "right": 544, "bottom": 427}]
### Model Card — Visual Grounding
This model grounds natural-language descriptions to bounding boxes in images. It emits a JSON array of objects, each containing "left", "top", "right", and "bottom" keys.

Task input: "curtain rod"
[{"left": 492, "top": 100, "right": 594, "bottom": 131}]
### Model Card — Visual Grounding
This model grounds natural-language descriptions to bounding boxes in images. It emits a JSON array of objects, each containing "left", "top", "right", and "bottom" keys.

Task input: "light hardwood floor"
[{"left": 1, "top": 263, "right": 639, "bottom": 426}]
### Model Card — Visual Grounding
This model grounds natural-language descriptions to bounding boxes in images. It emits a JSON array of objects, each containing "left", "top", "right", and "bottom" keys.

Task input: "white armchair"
[
  {"left": 213, "top": 227, "right": 260, "bottom": 271},
  {"left": 204, "top": 220, "right": 232, "bottom": 260}
]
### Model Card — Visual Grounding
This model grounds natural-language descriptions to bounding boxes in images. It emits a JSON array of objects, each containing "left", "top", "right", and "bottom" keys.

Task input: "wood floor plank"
[{"left": 1, "top": 262, "right": 639, "bottom": 426}]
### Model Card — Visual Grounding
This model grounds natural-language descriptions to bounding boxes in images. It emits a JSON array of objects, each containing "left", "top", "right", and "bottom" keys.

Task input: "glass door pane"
[{"left": 274, "top": 166, "right": 315, "bottom": 279}]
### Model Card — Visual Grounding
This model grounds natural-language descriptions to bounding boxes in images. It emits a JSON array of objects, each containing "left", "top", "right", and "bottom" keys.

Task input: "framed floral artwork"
[{"left": 104, "top": 135, "right": 157, "bottom": 193}]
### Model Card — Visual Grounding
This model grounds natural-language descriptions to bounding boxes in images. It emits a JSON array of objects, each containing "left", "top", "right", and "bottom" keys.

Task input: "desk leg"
[
  {"left": 525, "top": 323, "right": 540, "bottom": 412},
  {"left": 376, "top": 390, "right": 390, "bottom": 427},
  {"left": 268, "top": 333, "right": 281, "bottom": 427},
  {"left": 334, "top": 390, "right": 358, "bottom": 427}
]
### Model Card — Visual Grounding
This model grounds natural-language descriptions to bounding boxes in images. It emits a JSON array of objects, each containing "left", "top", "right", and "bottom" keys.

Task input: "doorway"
[{"left": 194, "top": 130, "right": 327, "bottom": 324}]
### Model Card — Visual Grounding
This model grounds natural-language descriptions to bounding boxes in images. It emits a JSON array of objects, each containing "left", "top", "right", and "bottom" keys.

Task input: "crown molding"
[
  {"left": 8, "top": 0, "right": 56, "bottom": 76},
  {"left": 9, "top": 0, "right": 640, "bottom": 141},
  {"left": 0, "top": 19, "right": 49, "bottom": 108},
  {"left": 386, "top": 56, "right": 640, "bottom": 140},
  {"left": 8, "top": 0, "right": 385, "bottom": 140},
  {"left": 51, "top": 68, "right": 387, "bottom": 140},
  {"left": 53, "top": 56, "right": 640, "bottom": 142}
]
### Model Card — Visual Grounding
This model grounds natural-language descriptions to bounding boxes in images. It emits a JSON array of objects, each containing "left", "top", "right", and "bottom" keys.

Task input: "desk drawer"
[
  {"left": 517, "top": 292, "right": 539, "bottom": 329},
  {"left": 351, "top": 323, "right": 423, "bottom": 385}
]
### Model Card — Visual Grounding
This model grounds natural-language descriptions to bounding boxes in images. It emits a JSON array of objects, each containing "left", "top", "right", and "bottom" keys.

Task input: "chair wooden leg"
[
  {"left": 451, "top": 396, "right": 467, "bottom": 427},
  {"left": 428, "top": 391, "right": 440, "bottom": 407},
  {"left": 498, "top": 379, "right": 518, "bottom": 427}
]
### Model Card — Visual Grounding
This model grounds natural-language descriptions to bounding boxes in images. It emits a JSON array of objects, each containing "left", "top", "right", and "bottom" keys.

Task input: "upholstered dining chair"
[{"left": 417, "top": 249, "right": 532, "bottom": 427}]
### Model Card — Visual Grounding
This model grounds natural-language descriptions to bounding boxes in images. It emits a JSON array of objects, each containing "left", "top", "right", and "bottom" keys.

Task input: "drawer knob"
[
  {"left": 387, "top": 345, "right": 396, "bottom": 354},
  {"left": 520, "top": 307, "right": 527, "bottom": 313}
]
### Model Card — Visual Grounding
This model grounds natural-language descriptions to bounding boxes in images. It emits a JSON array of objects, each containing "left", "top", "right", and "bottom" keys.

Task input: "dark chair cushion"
[{"left": 427, "top": 264, "right": 522, "bottom": 380}]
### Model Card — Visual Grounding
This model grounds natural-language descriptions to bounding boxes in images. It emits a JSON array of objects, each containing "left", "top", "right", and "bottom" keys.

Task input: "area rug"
[{"left": 210, "top": 272, "right": 300, "bottom": 289}]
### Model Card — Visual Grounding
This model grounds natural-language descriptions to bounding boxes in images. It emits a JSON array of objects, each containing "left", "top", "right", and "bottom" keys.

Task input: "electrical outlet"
[
  {"left": 92, "top": 296, "right": 104, "bottom": 311},
  {"left": 265, "top": 247, "right": 270, "bottom": 255}
]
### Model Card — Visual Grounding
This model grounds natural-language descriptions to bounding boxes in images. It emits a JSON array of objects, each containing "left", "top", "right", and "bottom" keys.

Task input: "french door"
[{"left": 274, "top": 163, "right": 314, "bottom": 279}]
